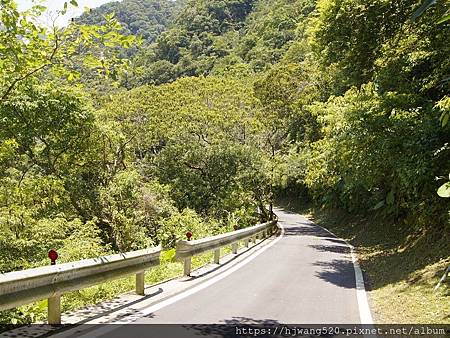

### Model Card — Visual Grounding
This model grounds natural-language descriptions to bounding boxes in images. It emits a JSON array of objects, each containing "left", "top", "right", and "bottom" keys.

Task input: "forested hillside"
[
  {"left": 0, "top": 0, "right": 449, "bottom": 325},
  {"left": 124, "top": 0, "right": 317, "bottom": 85},
  {"left": 76, "top": 0, "right": 184, "bottom": 44}
]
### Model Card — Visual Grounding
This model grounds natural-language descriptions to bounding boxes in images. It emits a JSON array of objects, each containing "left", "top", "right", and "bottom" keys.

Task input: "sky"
[{"left": 16, "top": 0, "right": 122, "bottom": 27}]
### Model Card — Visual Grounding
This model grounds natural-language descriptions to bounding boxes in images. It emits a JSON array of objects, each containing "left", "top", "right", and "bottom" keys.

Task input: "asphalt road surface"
[{"left": 74, "top": 208, "right": 365, "bottom": 337}]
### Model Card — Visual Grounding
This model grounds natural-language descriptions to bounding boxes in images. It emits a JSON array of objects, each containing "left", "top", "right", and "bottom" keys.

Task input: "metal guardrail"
[
  {"left": 0, "top": 212, "right": 279, "bottom": 325},
  {"left": 0, "top": 246, "right": 161, "bottom": 324},
  {"left": 176, "top": 219, "right": 278, "bottom": 276}
]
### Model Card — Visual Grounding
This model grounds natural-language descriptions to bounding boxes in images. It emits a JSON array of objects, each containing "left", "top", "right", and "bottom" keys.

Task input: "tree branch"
[{"left": 0, "top": 25, "right": 60, "bottom": 102}]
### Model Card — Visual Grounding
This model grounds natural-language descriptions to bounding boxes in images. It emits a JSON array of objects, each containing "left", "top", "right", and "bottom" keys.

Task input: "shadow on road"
[
  {"left": 322, "top": 238, "right": 348, "bottom": 245},
  {"left": 278, "top": 207, "right": 357, "bottom": 290},
  {"left": 313, "top": 259, "right": 356, "bottom": 289},
  {"left": 282, "top": 226, "right": 331, "bottom": 238},
  {"left": 309, "top": 244, "right": 350, "bottom": 255},
  {"left": 183, "top": 317, "right": 338, "bottom": 337}
]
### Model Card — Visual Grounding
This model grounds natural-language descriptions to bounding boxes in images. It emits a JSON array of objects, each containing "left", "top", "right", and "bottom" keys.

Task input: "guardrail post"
[
  {"left": 184, "top": 258, "right": 192, "bottom": 276},
  {"left": 244, "top": 239, "right": 249, "bottom": 247},
  {"left": 136, "top": 271, "right": 145, "bottom": 295},
  {"left": 232, "top": 243, "right": 238, "bottom": 254},
  {"left": 214, "top": 249, "right": 220, "bottom": 264},
  {"left": 48, "top": 295, "right": 61, "bottom": 325}
]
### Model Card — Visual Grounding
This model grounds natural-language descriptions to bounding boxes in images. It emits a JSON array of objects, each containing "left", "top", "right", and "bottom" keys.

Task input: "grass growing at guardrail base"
[
  {"left": 278, "top": 199, "right": 450, "bottom": 324},
  {"left": 9, "top": 246, "right": 236, "bottom": 324}
]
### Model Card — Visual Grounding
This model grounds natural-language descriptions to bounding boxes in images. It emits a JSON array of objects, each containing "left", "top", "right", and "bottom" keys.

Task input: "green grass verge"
[{"left": 277, "top": 198, "right": 450, "bottom": 324}]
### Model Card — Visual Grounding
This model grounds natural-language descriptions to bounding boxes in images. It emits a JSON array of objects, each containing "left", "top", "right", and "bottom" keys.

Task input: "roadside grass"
[
  {"left": 10, "top": 245, "right": 236, "bottom": 324},
  {"left": 277, "top": 198, "right": 450, "bottom": 324}
]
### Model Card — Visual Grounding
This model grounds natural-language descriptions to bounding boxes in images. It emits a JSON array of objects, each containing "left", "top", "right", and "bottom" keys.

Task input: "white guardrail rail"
[
  {"left": 176, "top": 219, "right": 278, "bottom": 276},
  {"left": 0, "top": 246, "right": 161, "bottom": 324}
]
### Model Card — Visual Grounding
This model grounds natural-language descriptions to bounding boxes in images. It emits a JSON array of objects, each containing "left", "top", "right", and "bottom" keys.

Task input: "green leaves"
[
  {"left": 440, "top": 112, "right": 449, "bottom": 127},
  {"left": 0, "top": 0, "right": 138, "bottom": 102},
  {"left": 436, "top": 13, "right": 450, "bottom": 24},
  {"left": 0, "top": 1, "right": 51, "bottom": 100},
  {"left": 103, "top": 76, "right": 268, "bottom": 220},
  {"left": 61, "top": 0, "right": 78, "bottom": 15},
  {"left": 437, "top": 173, "right": 450, "bottom": 198},
  {"left": 299, "top": 0, "right": 449, "bottom": 218},
  {"left": 372, "top": 200, "right": 385, "bottom": 210},
  {"left": 386, "top": 190, "right": 395, "bottom": 206},
  {"left": 437, "top": 97, "right": 450, "bottom": 127},
  {"left": 437, "top": 182, "right": 450, "bottom": 198}
]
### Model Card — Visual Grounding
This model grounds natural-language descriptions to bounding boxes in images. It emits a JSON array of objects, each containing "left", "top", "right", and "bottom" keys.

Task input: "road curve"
[{"left": 82, "top": 208, "right": 365, "bottom": 337}]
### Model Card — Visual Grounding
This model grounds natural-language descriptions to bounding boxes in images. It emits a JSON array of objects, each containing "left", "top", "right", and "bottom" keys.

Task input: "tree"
[
  {"left": 103, "top": 76, "right": 270, "bottom": 222},
  {"left": 0, "top": 0, "right": 139, "bottom": 103}
]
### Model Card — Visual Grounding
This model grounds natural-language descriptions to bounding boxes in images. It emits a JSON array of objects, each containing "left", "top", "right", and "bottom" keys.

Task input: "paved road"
[{"left": 73, "top": 209, "right": 363, "bottom": 337}]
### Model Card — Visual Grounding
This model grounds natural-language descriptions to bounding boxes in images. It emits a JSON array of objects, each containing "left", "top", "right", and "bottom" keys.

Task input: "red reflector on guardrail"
[{"left": 48, "top": 250, "right": 58, "bottom": 265}]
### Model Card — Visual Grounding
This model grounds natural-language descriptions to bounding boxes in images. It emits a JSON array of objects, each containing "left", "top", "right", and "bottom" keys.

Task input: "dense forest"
[{"left": 0, "top": 0, "right": 449, "bottom": 324}]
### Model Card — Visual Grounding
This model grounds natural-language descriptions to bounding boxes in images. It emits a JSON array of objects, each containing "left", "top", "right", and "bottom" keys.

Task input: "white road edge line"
[
  {"left": 71, "top": 223, "right": 286, "bottom": 338},
  {"left": 314, "top": 222, "right": 374, "bottom": 325},
  {"left": 349, "top": 246, "right": 374, "bottom": 325}
]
